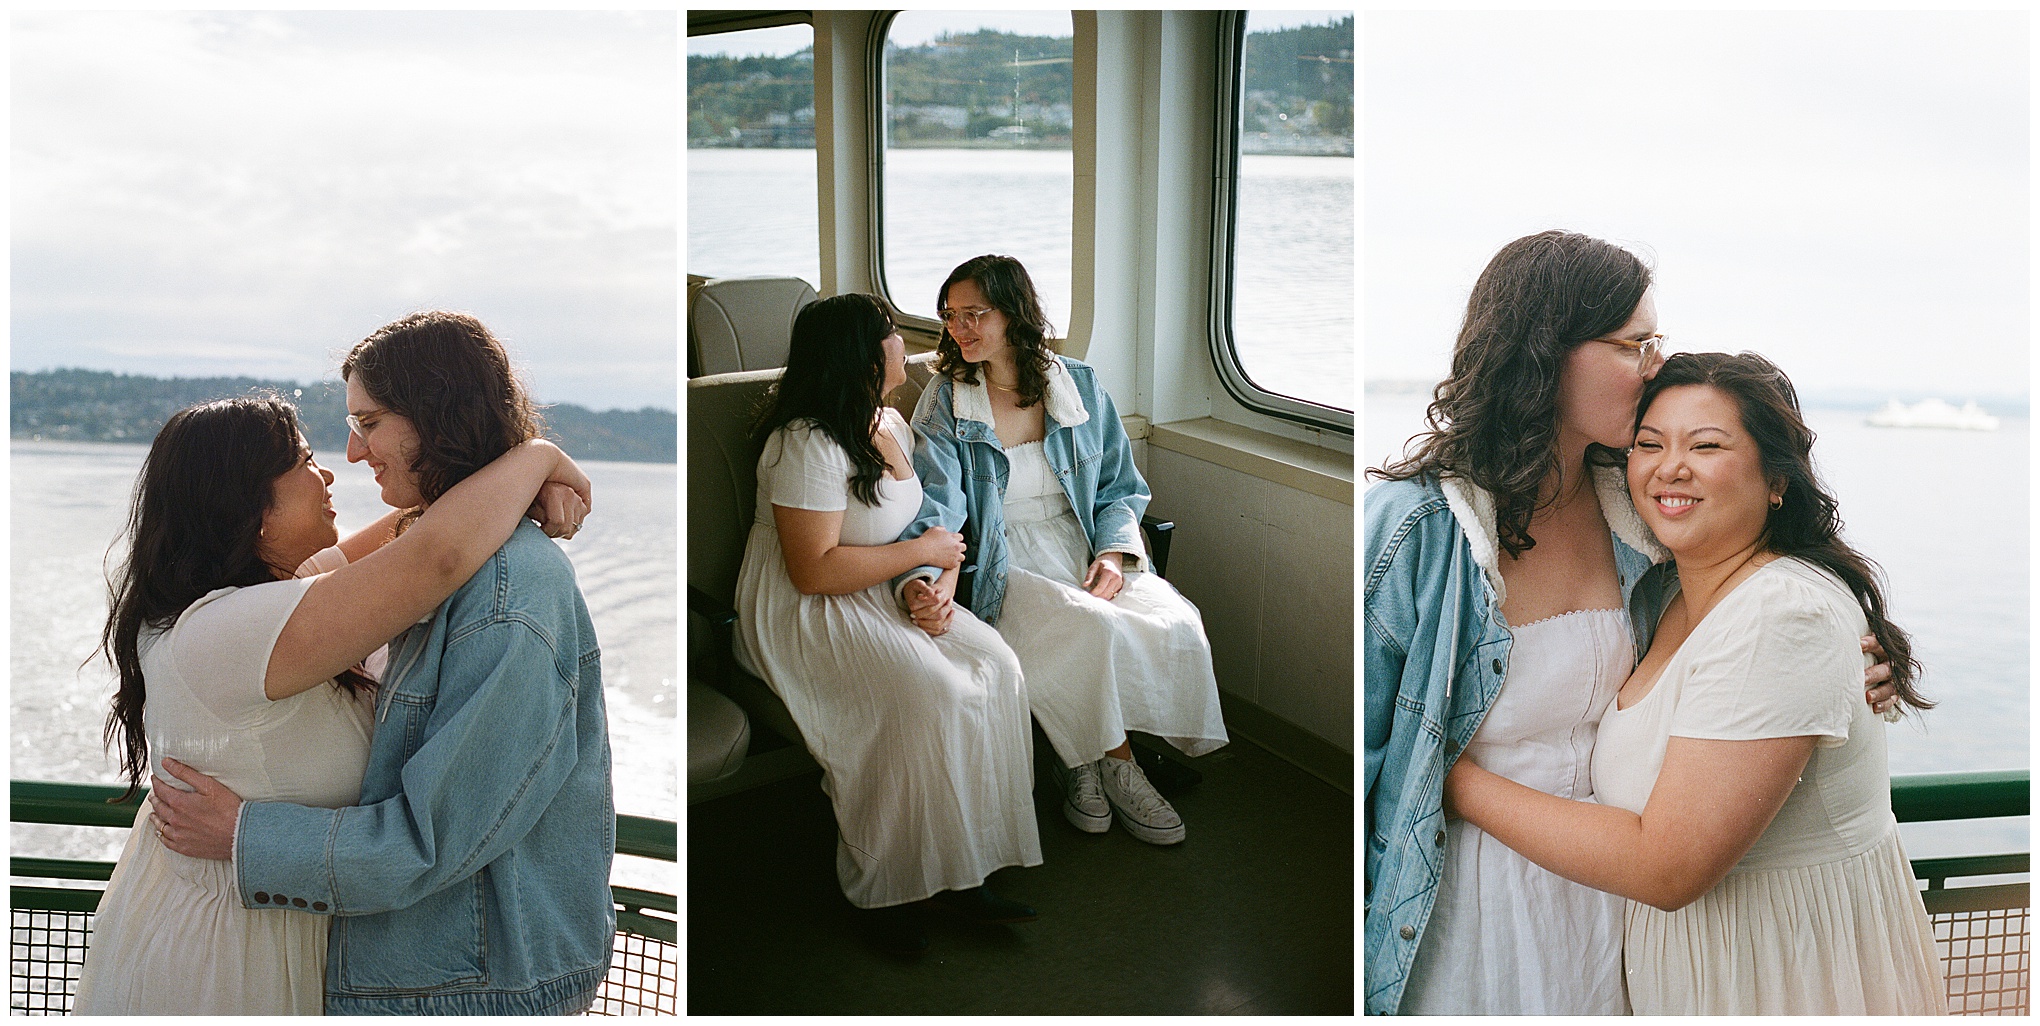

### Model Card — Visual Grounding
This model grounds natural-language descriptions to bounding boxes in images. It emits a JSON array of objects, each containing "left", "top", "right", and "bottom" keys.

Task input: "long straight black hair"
[
  {"left": 1635, "top": 352, "right": 1931, "bottom": 714},
  {"left": 752, "top": 293, "right": 897, "bottom": 507},
  {"left": 98, "top": 395, "right": 374, "bottom": 799},
  {"left": 1371, "top": 230, "right": 1652, "bottom": 557}
]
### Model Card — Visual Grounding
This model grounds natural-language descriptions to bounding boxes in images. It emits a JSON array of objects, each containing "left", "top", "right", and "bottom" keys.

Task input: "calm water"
[
  {"left": 1365, "top": 393, "right": 2031, "bottom": 861},
  {"left": 687, "top": 146, "right": 1354, "bottom": 410},
  {"left": 9, "top": 440, "right": 677, "bottom": 892}
]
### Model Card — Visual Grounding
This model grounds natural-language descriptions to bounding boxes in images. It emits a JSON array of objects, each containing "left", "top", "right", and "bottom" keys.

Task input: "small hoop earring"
[{"left": 1769, "top": 496, "right": 1783, "bottom": 510}]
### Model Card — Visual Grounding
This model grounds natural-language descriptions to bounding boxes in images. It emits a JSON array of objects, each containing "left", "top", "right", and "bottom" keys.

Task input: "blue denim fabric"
[
  {"left": 1363, "top": 472, "right": 1675, "bottom": 1015},
  {"left": 896, "top": 355, "right": 1149, "bottom": 626},
  {"left": 235, "top": 522, "right": 616, "bottom": 1015}
]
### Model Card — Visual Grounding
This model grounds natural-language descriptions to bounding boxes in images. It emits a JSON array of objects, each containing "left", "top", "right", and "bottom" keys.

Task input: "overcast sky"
[
  {"left": 1366, "top": 11, "right": 2028, "bottom": 399},
  {"left": 13, "top": 11, "right": 677, "bottom": 411}
]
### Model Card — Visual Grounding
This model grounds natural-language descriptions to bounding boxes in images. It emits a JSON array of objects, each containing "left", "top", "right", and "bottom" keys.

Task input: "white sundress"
[
  {"left": 734, "top": 411, "right": 1041, "bottom": 909},
  {"left": 74, "top": 563, "right": 376, "bottom": 1015},
  {"left": 1402, "top": 607, "right": 1634, "bottom": 1015},
  {"left": 994, "top": 439, "right": 1228, "bottom": 768},
  {"left": 1593, "top": 557, "right": 1945, "bottom": 1015}
]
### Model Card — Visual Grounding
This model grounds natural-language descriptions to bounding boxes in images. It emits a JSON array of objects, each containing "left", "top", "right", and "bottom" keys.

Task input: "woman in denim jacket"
[
  {"left": 147, "top": 313, "right": 618, "bottom": 1015},
  {"left": 898, "top": 255, "right": 1228, "bottom": 848},
  {"left": 1363, "top": 232, "right": 1896, "bottom": 1015}
]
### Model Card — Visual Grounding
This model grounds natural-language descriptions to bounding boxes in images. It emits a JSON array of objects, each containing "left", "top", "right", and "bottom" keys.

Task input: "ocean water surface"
[{"left": 10, "top": 440, "right": 677, "bottom": 893}]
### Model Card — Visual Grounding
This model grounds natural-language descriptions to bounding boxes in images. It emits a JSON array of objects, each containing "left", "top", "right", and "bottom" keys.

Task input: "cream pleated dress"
[
  {"left": 1593, "top": 556, "right": 1945, "bottom": 1015},
  {"left": 1401, "top": 608, "right": 1633, "bottom": 1015},
  {"left": 74, "top": 547, "right": 375, "bottom": 1015},
  {"left": 994, "top": 440, "right": 1228, "bottom": 768},
  {"left": 735, "top": 413, "right": 1041, "bottom": 909}
]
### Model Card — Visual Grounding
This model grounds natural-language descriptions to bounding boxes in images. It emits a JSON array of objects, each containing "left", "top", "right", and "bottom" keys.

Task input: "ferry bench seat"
[
  {"left": 688, "top": 353, "right": 1179, "bottom": 791},
  {"left": 687, "top": 275, "right": 819, "bottom": 377}
]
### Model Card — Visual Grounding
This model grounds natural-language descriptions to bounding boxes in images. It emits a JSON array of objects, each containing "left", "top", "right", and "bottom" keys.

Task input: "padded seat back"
[
  {"left": 688, "top": 276, "right": 820, "bottom": 376},
  {"left": 687, "top": 351, "right": 941, "bottom": 615}
]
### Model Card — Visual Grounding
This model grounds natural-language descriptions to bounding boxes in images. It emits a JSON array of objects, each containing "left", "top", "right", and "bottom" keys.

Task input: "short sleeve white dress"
[
  {"left": 1591, "top": 557, "right": 1946, "bottom": 1015},
  {"left": 995, "top": 440, "right": 1229, "bottom": 767},
  {"left": 74, "top": 549, "right": 377, "bottom": 1015},
  {"left": 735, "top": 412, "right": 1041, "bottom": 908}
]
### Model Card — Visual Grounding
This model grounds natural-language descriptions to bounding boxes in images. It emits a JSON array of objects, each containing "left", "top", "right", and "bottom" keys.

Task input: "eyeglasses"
[
  {"left": 1590, "top": 333, "right": 1667, "bottom": 374},
  {"left": 345, "top": 414, "right": 374, "bottom": 439},
  {"left": 937, "top": 306, "right": 994, "bottom": 331}
]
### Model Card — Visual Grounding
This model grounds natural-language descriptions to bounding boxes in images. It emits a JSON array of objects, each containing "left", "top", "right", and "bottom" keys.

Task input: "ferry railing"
[
  {"left": 8, "top": 780, "right": 676, "bottom": 1015},
  {"left": 1891, "top": 769, "right": 2030, "bottom": 1015}
]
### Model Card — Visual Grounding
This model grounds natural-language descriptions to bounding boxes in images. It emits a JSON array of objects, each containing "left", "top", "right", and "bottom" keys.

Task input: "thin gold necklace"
[{"left": 985, "top": 375, "right": 1020, "bottom": 393}]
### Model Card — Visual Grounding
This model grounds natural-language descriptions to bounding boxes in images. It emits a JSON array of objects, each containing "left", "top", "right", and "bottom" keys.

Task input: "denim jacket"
[
  {"left": 1362, "top": 468, "right": 1676, "bottom": 1015},
  {"left": 896, "top": 354, "right": 1148, "bottom": 625},
  {"left": 236, "top": 522, "right": 617, "bottom": 1015}
]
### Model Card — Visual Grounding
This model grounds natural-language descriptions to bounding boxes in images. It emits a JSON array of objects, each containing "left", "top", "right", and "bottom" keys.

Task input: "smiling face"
[
  {"left": 940, "top": 278, "right": 1011, "bottom": 369},
  {"left": 345, "top": 374, "right": 426, "bottom": 509},
  {"left": 258, "top": 435, "right": 340, "bottom": 574},
  {"left": 1557, "top": 288, "right": 1662, "bottom": 452},
  {"left": 1627, "top": 383, "right": 1780, "bottom": 561}
]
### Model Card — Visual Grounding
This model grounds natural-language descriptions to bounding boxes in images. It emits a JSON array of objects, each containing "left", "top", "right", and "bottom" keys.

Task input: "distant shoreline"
[
  {"left": 11, "top": 368, "right": 676, "bottom": 463},
  {"left": 1364, "top": 379, "right": 2030, "bottom": 417}
]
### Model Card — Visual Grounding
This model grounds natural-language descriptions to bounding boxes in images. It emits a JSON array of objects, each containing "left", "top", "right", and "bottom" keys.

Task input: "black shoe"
[
  {"left": 855, "top": 903, "right": 929, "bottom": 955},
  {"left": 925, "top": 886, "right": 1038, "bottom": 925}
]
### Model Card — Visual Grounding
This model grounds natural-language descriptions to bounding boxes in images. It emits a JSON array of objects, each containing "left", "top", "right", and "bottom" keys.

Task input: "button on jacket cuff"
[{"left": 236, "top": 799, "right": 343, "bottom": 914}]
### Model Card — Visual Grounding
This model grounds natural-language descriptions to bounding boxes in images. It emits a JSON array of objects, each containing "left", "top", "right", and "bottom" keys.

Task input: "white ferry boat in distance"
[{"left": 1866, "top": 397, "right": 2001, "bottom": 431}]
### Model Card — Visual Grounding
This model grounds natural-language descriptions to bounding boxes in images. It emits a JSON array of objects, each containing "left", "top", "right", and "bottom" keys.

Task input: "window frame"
[{"left": 1206, "top": 10, "right": 1353, "bottom": 434}]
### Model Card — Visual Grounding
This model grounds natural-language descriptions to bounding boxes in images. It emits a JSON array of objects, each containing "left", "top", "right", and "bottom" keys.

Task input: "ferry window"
[
  {"left": 687, "top": 23, "right": 820, "bottom": 287},
  {"left": 880, "top": 11, "right": 1074, "bottom": 331},
  {"left": 1218, "top": 12, "right": 1354, "bottom": 421}
]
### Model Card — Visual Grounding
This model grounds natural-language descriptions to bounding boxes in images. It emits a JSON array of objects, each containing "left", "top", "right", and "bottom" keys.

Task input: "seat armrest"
[
  {"left": 688, "top": 585, "right": 740, "bottom": 687},
  {"left": 1140, "top": 515, "right": 1175, "bottom": 578}
]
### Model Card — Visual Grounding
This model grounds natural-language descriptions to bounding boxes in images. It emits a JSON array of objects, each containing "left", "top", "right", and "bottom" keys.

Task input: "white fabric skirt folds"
[
  {"left": 735, "top": 525, "right": 1042, "bottom": 909},
  {"left": 1624, "top": 827, "right": 1946, "bottom": 1015},
  {"left": 995, "top": 448, "right": 1228, "bottom": 769},
  {"left": 73, "top": 797, "right": 328, "bottom": 1015}
]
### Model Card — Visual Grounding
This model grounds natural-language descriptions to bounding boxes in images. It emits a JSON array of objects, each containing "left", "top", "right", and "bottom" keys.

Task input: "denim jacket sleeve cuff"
[
  {"left": 891, "top": 564, "right": 941, "bottom": 606},
  {"left": 236, "top": 799, "right": 343, "bottom": 915}
]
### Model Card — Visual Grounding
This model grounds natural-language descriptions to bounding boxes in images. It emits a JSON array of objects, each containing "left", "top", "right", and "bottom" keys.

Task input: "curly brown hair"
[
  {"left": 342, "top": 311, "right": 545, "bottom": 514},
  {"left": 1370, "top": 230, "right": 1652, "bottom": 558},
  {"left": 933, "top": 254, "right": 1058, "bottom": 409}
]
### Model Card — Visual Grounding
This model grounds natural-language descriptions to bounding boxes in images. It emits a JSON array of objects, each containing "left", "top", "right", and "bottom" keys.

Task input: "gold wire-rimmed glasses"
[
  {"left": 938, "top": 306, "right": 994, "bottom": 331},
  {"left": 1590, "top": 333, "right": 1667, "bottom": 375}
]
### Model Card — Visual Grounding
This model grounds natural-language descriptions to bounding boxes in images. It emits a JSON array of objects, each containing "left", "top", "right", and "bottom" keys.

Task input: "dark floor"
[{"left": 687, "top": 731, "right": 1353, "bottom": 1015}]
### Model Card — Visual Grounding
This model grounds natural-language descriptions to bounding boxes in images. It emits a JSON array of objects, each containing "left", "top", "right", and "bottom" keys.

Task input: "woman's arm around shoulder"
[{"left": 264, "top": 439, "right": 589, "bottom": 701}]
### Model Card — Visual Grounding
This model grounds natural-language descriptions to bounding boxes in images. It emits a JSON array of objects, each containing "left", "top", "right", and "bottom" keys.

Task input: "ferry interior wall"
[{"left": 686, "top": 9, "right": 1356, "bottom": 1015}]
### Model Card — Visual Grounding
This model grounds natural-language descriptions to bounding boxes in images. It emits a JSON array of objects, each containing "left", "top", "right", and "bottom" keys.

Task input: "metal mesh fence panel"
[
  {"left": 1937, "top": 905, "right": 2031, "bottom": 1015},
  {"left": 10, "top": 911, "right": 88, "bottom": 1015},
  {"left": 9, "top": 906, "right": 675, "bottom": 1015}
]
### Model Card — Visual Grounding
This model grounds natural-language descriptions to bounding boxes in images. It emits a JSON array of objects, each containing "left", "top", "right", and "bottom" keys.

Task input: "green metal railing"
[
  {"left": 9, "top": 780, "right": 676, "bottom": 1015},
  {"left": 1888, "top": 769, "right": 2029, "bottom": 1015}
]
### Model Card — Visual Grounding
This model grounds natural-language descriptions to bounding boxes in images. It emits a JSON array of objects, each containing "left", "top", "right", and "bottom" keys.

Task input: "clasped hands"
[{"left": 900, "top": 533, "right": 1125, "bottom": 639}]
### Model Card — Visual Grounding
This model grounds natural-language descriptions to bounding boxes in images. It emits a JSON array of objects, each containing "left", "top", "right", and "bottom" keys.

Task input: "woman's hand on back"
[
  {"left": 915, "top": 526, "right": 967, "bottom": 570},
  {"left": 1861, "top": 635, "right": 1898, "bottom": 717}
]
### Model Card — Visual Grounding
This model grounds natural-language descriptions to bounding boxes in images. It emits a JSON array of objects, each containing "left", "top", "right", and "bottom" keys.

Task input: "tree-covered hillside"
[
  {"left": 687, "top": 17, "right": 1352, "bottom": 154},
  {"left": 12, "top": 369, "right": 675, "bottom": 463}
]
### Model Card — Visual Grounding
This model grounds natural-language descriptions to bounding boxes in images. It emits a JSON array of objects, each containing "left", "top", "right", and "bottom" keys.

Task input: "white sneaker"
[
  {"left": 1099, "top": 755, "right": 1186, "bottom": 845},
  {"left": 1059, "top": 759, "right": 1112, "bottom": 834}
]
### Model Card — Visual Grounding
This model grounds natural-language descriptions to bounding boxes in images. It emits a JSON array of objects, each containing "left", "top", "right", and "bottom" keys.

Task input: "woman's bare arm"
[
  {"left": 1445, "top": 734, "right": 1816, "bottom": 911},
  {"left": 775, "top": 506, "right": 963, "bottom": 596},
  {"left": 263, "top": 439, "right": 590, "bottom": 700}
]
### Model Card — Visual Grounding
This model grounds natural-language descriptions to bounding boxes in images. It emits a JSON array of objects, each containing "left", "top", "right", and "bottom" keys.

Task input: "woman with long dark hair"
[
  {"left": 74, "top": 392, "right": 588, "bottom": 1015},
  {"left": 734, "top": 292, "right": 1041, "bottom": 955},
  {"left": 897, "top": 254, "right": 1228, "bottom": 849},
  {"left": 1363, "top": 231, "right": 1898, "bottom": 1014},
  {"left": 1444, "top": 352, "right": 1943, "bottom": 1014}
]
